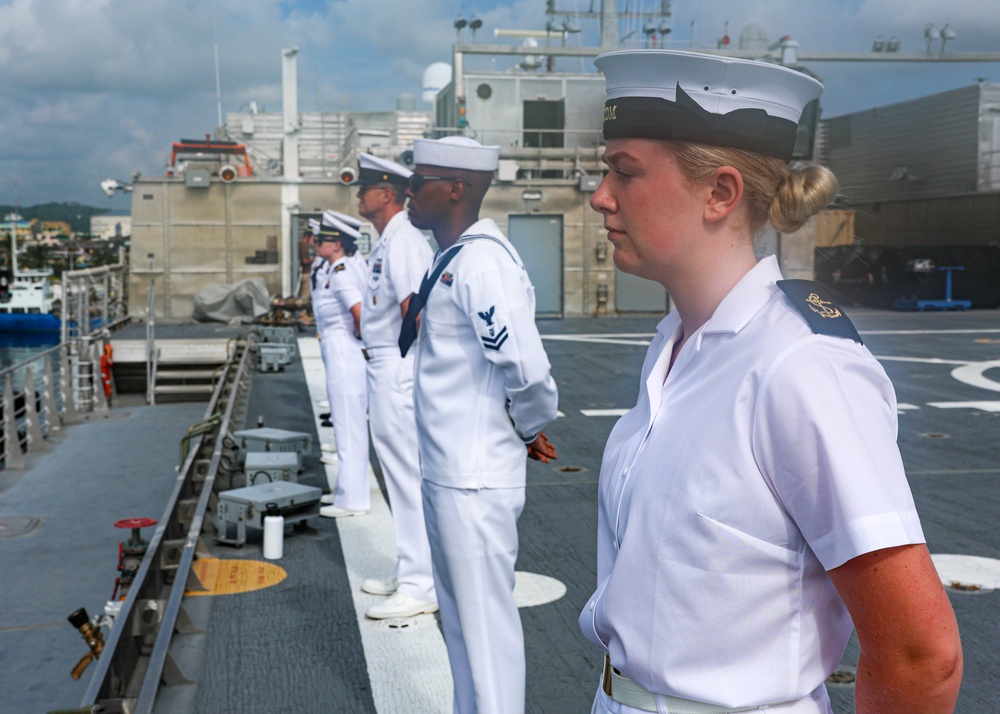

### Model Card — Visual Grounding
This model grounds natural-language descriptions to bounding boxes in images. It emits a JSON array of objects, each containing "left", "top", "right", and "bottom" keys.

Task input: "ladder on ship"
[{"left": 109, "top": 339, "right": 231, "bottom": 403}]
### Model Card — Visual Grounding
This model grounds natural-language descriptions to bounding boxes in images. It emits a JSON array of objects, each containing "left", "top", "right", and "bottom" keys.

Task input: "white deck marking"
[
  {"left": 300, "top": 338, "right": 453, "bottom": 713},
  {"left": 931, "top": 554, "right": 1000, "bottom": 590},
  {"left": 581, "top": 409, "right": 630, "bottom": 417},
  {"left": 872, "top": 355, "right": 971, "bottom": 365},
  {"left": 513, "top": 572, "right": 567, "bottom": 608},
  {"left": 542, "top": 334, "right": 653, "bottom": 346},
  {"left": 949, "top": 360, "right": 1000, "bottom": 393},
  {"left": 928, "top": 401, "right": 1000, "bottom": 412}
]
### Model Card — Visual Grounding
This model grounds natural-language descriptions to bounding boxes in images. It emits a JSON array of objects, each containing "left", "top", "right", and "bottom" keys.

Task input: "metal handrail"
[
  {"left": 1, "top": 318, "right": 131, "bottom": 470},
  {"left": 79, "top": 334, "right": 254, "bottom": 713}
]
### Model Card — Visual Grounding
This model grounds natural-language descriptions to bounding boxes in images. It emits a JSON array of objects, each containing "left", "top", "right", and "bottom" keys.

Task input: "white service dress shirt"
[
  {"left": 361, "top": 211, "right": 433, "bottom": 348},
  {"left": 414, "top": 218, "right": 558, "bottom": 488},
  {"left": 579, "top": 255, "right": 925, "bottom": 711},
  {"left": 314, "top": 254, "right": 367, "bottom": 334}
]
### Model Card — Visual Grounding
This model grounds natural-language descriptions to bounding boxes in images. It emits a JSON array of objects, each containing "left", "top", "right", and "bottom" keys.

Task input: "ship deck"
[{"left": 2, "top": 312, "right": 999, "bottom": 713}]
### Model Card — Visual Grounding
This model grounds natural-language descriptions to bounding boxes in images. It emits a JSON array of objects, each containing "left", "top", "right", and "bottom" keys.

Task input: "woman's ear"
[{"left": 704, "top": 166, "right": 743, "bottom": 223}]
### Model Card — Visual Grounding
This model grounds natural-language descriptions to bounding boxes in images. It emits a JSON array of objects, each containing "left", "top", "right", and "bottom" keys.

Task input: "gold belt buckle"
[{"left": 602, "top": 654, "right": 613, "bottom": 696}]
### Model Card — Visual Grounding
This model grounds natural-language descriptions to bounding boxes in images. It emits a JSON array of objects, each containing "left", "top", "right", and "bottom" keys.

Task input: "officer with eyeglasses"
[
  {"left": 401, "top": 136, "right": 559, "bottom": 714},
  {"left": 351, "top": 153, "right": 439, "bottom": 621}
]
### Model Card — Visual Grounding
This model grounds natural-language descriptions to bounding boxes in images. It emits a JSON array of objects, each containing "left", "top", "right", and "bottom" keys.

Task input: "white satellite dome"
[{"left": 422, "top": 62, "right": 452, "bottom": 103}]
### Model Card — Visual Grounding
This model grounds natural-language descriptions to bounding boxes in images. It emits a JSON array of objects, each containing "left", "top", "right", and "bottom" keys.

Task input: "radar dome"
[{"left": 422, "top": 63, "right": 452, "bottom": 103}]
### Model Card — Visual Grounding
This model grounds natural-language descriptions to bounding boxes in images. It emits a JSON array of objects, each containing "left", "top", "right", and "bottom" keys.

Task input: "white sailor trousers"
[
  {"left": 321, "top": 330, "right": 370, "bottom": 511},
  {"left": 366, "top": 352, "right": 436, "bottom": 602},
  {"left": 421, "top": 480, "right": 525, "bottom": 714}
]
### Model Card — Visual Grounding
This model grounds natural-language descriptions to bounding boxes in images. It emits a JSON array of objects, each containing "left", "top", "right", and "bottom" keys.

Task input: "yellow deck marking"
[{"left": 186, "top": 557, "right": 287, "bottom": 596}]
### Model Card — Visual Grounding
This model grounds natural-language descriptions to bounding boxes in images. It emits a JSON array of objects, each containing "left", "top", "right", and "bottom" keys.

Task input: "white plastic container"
[{"left": 263, "top": 503, "right": 284, "bottom": 560}]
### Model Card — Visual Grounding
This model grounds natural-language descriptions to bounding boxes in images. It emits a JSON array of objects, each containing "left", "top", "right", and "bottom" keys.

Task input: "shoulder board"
[
  {"left": 334, "top": 263, "right": 346, "bottom": 273},
  {"left": 776, "top": 280, "right": 862, "bottom": 345}
]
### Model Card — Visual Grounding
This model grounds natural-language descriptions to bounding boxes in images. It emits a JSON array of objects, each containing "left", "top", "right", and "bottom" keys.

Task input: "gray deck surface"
[{"left": 1, "top": 313, "right": 999, "bottom": 713}]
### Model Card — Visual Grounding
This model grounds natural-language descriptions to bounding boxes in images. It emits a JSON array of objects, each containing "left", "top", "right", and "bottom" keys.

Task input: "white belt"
[
  {"left": 602, "top": 655, "right": 763, "bottom": 714},
  {"left": 361, "top": 346, "right": 398, "bottom": 361}
]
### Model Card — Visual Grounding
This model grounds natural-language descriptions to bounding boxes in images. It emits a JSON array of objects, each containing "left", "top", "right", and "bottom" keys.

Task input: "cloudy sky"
[{"left": 1, "top": 0, "right": 998, "bottom": 209}]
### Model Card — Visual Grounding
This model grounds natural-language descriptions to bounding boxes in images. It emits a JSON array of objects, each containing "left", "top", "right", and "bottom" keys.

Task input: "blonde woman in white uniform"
[
  {"left": 580, "top": 50, "right": 962, "bottom": 714},
  {"left": 313, "top": 214, "right": 371, "bottom": 518}
]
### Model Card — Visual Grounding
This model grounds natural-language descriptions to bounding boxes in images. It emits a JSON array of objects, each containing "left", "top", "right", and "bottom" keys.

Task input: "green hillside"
[{"left": 0, "top": 202, "right": 113, "bottom": 234}]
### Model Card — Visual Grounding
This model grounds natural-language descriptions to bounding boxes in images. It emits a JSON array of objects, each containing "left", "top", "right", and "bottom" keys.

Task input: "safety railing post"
[
  {"left": 42, "top": 357, "right": 61, "bottom": 438},
  {"left": 60, "top": 346, "right": 80, "bottom": 425},
  {"left": 2, "top": 375, "right": 25, "bottom": 470},
  {"left": 22, "top": 369, "right": 46, "bottom": 453}
]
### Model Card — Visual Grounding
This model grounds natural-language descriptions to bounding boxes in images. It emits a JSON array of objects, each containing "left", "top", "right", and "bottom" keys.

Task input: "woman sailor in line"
[
  {"left": 312, "top": 214, "right": 371, "bottom": 518},
  {"left": 579, "top": 49, "right": 962, "bottom": 714}
]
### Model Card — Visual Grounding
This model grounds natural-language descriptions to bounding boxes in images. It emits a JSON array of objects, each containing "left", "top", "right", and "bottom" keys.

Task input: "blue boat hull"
[{"left": 0, "top": 313, "right": 61, "bottom": 333}]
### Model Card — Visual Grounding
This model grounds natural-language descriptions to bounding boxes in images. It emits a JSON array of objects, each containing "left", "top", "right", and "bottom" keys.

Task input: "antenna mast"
[{"left": 212, "top": 0, "right": 223, "bottom": 128}]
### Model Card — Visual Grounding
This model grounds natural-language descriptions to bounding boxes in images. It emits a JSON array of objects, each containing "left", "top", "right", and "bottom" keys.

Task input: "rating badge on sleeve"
[{"left": 477, "top": 306, "right": 508, "bottom": 351}]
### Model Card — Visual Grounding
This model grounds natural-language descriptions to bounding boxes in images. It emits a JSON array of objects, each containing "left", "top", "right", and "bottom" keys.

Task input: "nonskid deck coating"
[{"left": 1, "top": 313, "right": 998, "bottom": 713}]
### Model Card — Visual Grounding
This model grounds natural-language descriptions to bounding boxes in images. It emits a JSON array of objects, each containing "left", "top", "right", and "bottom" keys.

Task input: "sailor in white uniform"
[
  {"left": 313, "top": 214, "right": 371, "bottom": 518},
  {"left": 307, "top": 217, "right": 336, "bottom": 428},
  {"left": 402, "top": 136, "right": 559, "bottom": 714},
  {"left": 580, "top": 50, "right": 962, "bottom": 713},
  {"left": 352, "top": 153, "right": 439, "bottom": 620}
]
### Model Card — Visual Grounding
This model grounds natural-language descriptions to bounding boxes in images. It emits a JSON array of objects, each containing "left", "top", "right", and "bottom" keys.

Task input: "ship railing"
[
  {"left": 61, "top": 256, "right": 129, "bottom": 343},
  {"left": 0, "top": 319, "right": 130, "bottom": 471},
  {"left": 79, "top": 332, "right": 254, "bottom": 714}
]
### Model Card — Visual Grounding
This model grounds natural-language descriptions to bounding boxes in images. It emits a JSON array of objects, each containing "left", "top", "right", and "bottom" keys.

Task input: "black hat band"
[
  {"left": 603, "top": 84, "right": 800, "bottom": 161},
  {"left": 357, "top": 167, "right": 409, "bottom": 186}
]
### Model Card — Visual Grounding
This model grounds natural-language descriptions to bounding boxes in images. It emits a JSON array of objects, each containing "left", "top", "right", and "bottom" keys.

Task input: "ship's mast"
[{"left": 599, "top": 0, "right": 619, "bottom": 49}]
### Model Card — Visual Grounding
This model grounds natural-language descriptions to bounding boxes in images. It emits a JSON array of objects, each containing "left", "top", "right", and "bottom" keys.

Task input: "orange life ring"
[{"left": 100, "top": 344, "right": 113, "bottom": 400}]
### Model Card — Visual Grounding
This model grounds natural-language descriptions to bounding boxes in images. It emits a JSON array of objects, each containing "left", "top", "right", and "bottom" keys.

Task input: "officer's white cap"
[
  {"left": 594, "top": 49, "right": 823, "bottom": 161},
  {"left": 308, "top": 218, "right": 321, "bottom": 234},
  {"left": 318, "top": 213, "right": 361, "bottom": 242},
  {"left": 322, "top": 209, "right": 363, "bottom": 230},
  {"left": 413, "top": 136, "right": 500, "bottom": 172},
  {"left": 357, "top": 153, "right": 412, "bottom": 185}
]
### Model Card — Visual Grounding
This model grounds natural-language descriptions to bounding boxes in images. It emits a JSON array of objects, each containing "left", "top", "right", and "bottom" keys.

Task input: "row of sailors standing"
[
  {"left": 309, "top": 142, "right": 561, "bottom": 711},
  {"left": 306, "top": 48, "right": 964, "bottom": 714}
]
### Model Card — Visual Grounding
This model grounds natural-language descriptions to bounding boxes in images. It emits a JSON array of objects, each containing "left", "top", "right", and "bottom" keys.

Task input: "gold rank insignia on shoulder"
[
  {"left": 334, "top": 264, "right": 346, "bottom": 273},
  {"left": 806, "top": 293, "right": 841, "bottom": 319},
  {"left": 777, "top": 280, "right": 862, "bottom": 345}
]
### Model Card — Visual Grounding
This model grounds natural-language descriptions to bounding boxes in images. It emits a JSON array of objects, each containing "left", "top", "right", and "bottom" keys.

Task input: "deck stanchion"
[
  {"left": 2, "top": 375, "right": 26, "bottom": 469},
  {"left": 41, "top": 358, "right": 61, "bottom": 437},
  {"left": 60, "top": 348, "right": 81, "bottom": 425},
  {"left": 22, "top": 369, "right": 46, "bottom": 453}
]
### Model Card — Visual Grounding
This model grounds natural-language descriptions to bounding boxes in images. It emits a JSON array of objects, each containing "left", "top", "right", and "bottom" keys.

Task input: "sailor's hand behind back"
[{"left": 526, "top": 431, "right": 557, "bottom": 463}]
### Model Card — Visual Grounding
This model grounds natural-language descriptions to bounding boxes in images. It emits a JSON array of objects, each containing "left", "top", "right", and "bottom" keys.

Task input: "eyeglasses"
[{"left": 408, "top": 174, "right": 471, "bottom": 193}]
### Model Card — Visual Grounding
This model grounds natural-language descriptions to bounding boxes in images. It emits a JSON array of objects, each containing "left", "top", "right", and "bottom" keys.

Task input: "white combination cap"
[
  {"left": 318, "top": 213, "right": 361, "bottom": 242},
  {"left": 357, "top": 153, "right": 412, "bottom": 185},
  {"left": 412, "top": 136, "right": 500, "bottom": 172},
  {"left": 308, "top": 218, "right": 321, "bottom": 234},
  {"left": 322, "top": 209, "right": 363, "bottom": 229},
  {"left": 595, "top": 49, "right": 823, "bottom": 161}
]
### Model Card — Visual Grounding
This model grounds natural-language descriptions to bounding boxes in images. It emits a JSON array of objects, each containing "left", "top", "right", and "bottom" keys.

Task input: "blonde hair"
[{"left": 668, "top": 141, "right": 839, "bottom": 234}]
